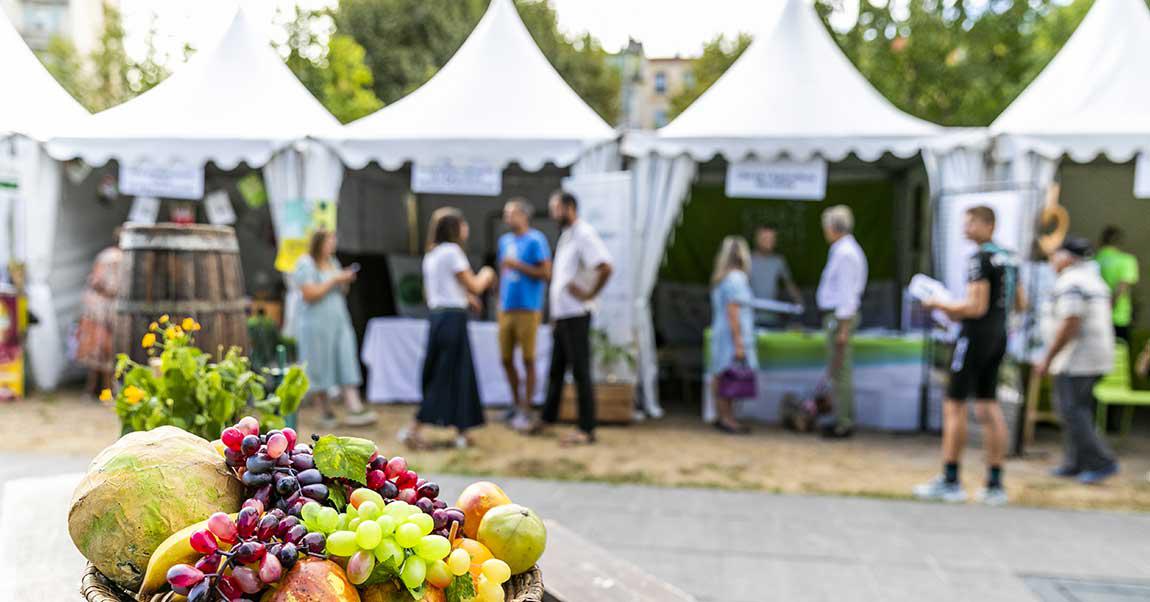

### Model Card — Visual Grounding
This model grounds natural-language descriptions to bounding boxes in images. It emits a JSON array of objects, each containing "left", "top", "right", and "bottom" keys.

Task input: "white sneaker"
[
  {"left": 912, "top": 476, "right": 968, "bottom": 503},
  {"left": 510, "top": 411, "right": 533, "bottom": 433},
  {"left": 976, "top": 486, "right": 1008, "bottom": 506}
]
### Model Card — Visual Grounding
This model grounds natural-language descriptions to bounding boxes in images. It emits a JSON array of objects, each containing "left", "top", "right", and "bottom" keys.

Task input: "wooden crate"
[{"left": 558, "top": 382, "right": 635, "bottom": 424}]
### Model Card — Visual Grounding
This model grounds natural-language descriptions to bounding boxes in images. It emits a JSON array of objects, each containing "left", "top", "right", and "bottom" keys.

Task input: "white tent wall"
[{"left": 47, "top": 165, "right": 128, "bottom": 382}]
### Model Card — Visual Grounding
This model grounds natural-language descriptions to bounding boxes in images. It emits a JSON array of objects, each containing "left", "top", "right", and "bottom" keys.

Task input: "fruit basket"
[
  {"left": 81, "top": 562, "right": 544, "bottom": 602},
  {"left": 74, "top": 320, "right": 548, "bottom": 602}
]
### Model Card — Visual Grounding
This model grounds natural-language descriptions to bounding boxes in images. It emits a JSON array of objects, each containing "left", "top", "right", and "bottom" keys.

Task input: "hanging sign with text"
[
  {"left": 725, "top": 158, "right": 828, "bottom": 201},
  {"left": 119, "top": 163, "right": 205, "bottom": 200},
  {"left": 412, "top": 160, "right": 502, "bottom": 197},
  {"left": 1135, "top": 153, "right": 1150, "bottom": 199}
]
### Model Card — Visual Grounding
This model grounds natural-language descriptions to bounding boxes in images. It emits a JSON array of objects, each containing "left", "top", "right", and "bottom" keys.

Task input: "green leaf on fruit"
[
  {"left": 407, "top": 584, "right": 427, "bottom": 600},
  {"left": 445, "top": 574, "right": 476, "bottom": 602},
  {"left": 313, "top": 435, "right": 375, "bottom": 484},
  {"left": 360, "top": 557, "right": 400, "bottom": 585},
  {"left": 327, "top": 483, "right": 347, "bottom": 511}
]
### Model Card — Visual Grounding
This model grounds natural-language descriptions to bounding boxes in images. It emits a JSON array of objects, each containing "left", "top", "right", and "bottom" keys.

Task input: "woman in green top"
[
  {"left": 292, "top": 230, "right": 376, "bottom": 427},
  {"left": 1096, "top": 226, "right": 1139, "bottom": 341}
]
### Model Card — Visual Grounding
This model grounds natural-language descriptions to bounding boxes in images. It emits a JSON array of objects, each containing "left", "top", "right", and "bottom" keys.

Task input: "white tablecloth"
[{"left": 362, "top": 317, "right": 552, "bottom": 406}]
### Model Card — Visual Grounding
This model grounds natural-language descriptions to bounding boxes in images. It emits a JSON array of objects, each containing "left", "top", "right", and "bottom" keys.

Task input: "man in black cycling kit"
[{"left": 915, "top": 206, "right": 1025, "bottom": 506}]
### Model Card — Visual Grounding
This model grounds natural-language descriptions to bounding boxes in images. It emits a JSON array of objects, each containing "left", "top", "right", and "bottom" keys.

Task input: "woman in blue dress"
[
  {"left": 293, "top": 230, "right": 376, "bottom": 428},
  {"left": 710, "top": 236, "right": 759, "bottom": 434}
]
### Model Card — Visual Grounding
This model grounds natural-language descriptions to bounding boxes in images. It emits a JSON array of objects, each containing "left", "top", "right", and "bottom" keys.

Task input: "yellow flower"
[
  {"left": 149, "top": 322, "right": 159, "bottom": 331},
  {"left": 164, "top": 326, "right": 178, "bottom": 340},
  {"left": 99, "top": 388, "right": 113, "bottom": 403},
  {"left": 159, "top": 314, "right": 169, "bottom": 324},
  {"left": 123, "top": 385, "right": 146, "bottom": 405},
  {"left": 141, "top": 332, "right": 157, "bottom": 349},
  {"left": 182, "top": 317, "right": 196, "bottom": 332}
]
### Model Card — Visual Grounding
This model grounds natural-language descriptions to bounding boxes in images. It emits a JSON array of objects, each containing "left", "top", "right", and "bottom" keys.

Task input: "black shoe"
[
  {"left": 821, "top": 424, "right": 854, "bottom": 439},
  {"left": 715, "top": 421, "right": 750, "bottom": 435},
  {"left": 1049, "top": 465, "right": 1079, "bottom": 479}
]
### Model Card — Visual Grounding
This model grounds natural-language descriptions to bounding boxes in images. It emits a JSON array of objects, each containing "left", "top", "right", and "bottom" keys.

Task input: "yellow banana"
[{"left": 138, "top": 513, "right": 237, "bottom": 598}]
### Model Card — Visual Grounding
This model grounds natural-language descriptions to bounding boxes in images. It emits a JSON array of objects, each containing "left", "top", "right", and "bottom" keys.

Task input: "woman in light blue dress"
[
  {"left": 292, "top": 230, "right": 376, "bottom": 427},
  {"left": 710, "top": 236, "right": 759, "bottom": 434}
]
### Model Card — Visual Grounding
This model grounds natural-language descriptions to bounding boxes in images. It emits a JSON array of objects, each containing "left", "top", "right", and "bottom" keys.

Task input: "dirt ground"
[{"left": 5, "top": 391, "right": 1150, "bottom": 512}]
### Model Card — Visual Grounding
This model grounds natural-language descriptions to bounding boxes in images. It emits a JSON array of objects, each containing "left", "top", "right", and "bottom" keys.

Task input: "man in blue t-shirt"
[{"left": 497, "top": 199, "right": 552, "bottom": 430}]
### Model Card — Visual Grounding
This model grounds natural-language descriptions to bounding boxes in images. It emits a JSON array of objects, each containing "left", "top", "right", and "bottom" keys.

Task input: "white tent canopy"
[
  {"left": 0, "top": 14, "right": 88, "bottom": 140},
  {"left": 1, "top": 13, "right": 90, "bottom": 391},
  {"left": 324, "top": 0, "right": 616, "bottom": 171},
  {"left": 622, "top": 0, "right": 957, "bottom": 417},
  {"left": 991, "top": 0, "right": 1150, "bottom": 163},
  {"left": 624, "top": 0, "right": 942, "bottom": 163},
  {"left": 46, "top": 5, "right": 340, "bottom": 169}
]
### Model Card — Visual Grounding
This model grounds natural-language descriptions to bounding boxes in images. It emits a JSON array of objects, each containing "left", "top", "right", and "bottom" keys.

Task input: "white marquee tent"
[
  {"left": 990, "top": 0, "right": 1150, "bottom": 191},
  {"left": 622, "top": 0, "right": 973, "bottom": 416},
  {"left": 33, "top": 4, "right": 341, "bottom": 389},
  {"left": 0, "top": 12, "right": 90, "bottom": 390},
  {"left": 322, "top": 0, "right": 617, "bottom": 172}
]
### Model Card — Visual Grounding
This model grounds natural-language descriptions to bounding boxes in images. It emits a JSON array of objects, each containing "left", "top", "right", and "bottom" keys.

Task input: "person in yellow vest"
[{"left": 1095, "top": 226, "right": 1139, "bottom": 342}]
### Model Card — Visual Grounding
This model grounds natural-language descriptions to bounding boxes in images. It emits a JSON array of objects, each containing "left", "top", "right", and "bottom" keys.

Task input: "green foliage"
[
  {"left": 312, "top": 435, "right": 376, "bottom": 485},
  {"left": 39, "top": 2, "right": 170, "bottom": 112},
  {"left": 335, "top": 0, "right": 620, "bottom": 122},
  {"left": 281, "top": 6, "right": 384, "bottom": 124},
  {"left": 668, "top": 33, "right": 753, "bottom": 121},
  {"left": 110, "top": 317, "right": 308, "bottom": 440},
  {"left": 445, "top": 573, "right": 477, "bottom": 602},
  {"left": 814, "top": 0, "right": 1099, "bottom": 126}
]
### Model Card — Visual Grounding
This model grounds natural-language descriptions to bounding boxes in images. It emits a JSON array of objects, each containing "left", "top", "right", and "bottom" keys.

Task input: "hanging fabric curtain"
[
  {"left": 632, "top": 154, "right": 698, "bottom": 418},
  {"left": 17, "top": 139, "right": 65, "bottom": 388}
]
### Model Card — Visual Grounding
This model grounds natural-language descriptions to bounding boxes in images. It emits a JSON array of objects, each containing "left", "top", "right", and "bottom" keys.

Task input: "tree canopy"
[{"left": 335, "top": 0, "right": 620, "bottom": 123}]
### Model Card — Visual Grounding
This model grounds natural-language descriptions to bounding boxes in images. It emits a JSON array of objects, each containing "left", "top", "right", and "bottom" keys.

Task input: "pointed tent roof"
[
  {"left": 0, "top": 13, "right": 89, "bottom": 140},
  {"left": 47, "top": 5, "right": 339, "bottom": 169},
  {"left": 327, "top": 0, "right": 616, "bottom": 171},
  {"left": 626, "top": 0, "right": 941, "bottom": 162},
  {"left": 991, "top": 0, "right": 1150, "bottom": 162}
]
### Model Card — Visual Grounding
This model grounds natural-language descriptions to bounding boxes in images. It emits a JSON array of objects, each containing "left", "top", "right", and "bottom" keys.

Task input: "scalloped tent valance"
[
  {"left": 0, "top": 13, "right": 89, "bottom": 140},
  {"left": 45, "top": 5, "right": 340, "bottom": 169},
  {"left": 622, "top": 0, "right": 942, "bottom": 162},
  {"left": 322, "top": 0, "right": 617, "bottom": 171},
  {"left": 991, "top": 0, "right": 1150, "bottom": 162}
]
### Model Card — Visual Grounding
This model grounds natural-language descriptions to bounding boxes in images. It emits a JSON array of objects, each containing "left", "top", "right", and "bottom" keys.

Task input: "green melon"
[{"left": 68, "top": 426, "right": 244, "bottom": 590}]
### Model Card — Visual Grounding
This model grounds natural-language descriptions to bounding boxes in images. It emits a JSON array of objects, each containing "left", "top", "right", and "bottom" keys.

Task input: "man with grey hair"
[{"left": 815, "top": 205, "right": 868, "bottom": 438}]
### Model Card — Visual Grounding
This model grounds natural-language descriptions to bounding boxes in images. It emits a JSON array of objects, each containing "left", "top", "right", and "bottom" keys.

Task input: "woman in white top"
[{"left": 401, "top": 208, "right": 495, "bottom": 449}]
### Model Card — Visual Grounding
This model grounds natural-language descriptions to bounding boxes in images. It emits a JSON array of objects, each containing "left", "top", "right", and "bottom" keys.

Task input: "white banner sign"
[
  {"left": 204, "top": 190, "right": 237, "bottom": 225},
  {"left": 725, "top": 158, "right": 828, "bottom": 200},
  {"left": 562, "top": 172, "right": 636, "bottom": 382},
  {"left": 127, "top": 196, "right": 161, "bottom": 225},
  {"left": 1135, "top": 153, "right": 1150, "bottom": 199},
  {"left": 412, "top": 160, "right": 502, "bottom": 197},
  {"left": 941, "top": 191, "right": 1027, "bottom": 298},
  {"left": 119, "top": 163, "right": 204, "bottom": 200}
]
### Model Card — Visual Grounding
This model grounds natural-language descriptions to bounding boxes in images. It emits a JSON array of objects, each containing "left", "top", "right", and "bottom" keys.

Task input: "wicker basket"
[{"left": 82, "top": 562, "right": 543, "bottom": 602}]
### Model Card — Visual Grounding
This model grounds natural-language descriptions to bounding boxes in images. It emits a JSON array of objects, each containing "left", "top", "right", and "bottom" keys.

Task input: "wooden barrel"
[{"left": 114, "top": 224, "right": 249, "bottom": 363}]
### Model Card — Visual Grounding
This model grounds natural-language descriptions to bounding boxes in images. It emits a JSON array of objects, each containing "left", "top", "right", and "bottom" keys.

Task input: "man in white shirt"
[
  {"left": 538, "top": 191, "right": 613, "bottom": 446},
  {"left": 815, "top": 205, "right": 868, "bottom": 438},
  {"left": 1037, "top": 237, "right": 1119, "bottom": 485}
]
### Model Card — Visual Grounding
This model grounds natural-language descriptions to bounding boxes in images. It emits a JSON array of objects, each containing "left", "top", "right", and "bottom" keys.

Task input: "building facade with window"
[
  {"left": 609, "top": 40, "right": 696, "bottom": 131},
  {"left": 2, "top": 0, "right": 109, "bottom": 55}
]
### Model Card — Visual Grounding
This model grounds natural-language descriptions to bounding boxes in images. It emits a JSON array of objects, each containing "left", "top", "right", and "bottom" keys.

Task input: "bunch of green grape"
[{"left": 300, "top": 490, "right": 454, "bottom": 589}]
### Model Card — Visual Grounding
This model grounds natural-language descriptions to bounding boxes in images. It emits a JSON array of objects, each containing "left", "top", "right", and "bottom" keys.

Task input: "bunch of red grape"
[
  {"left": 166, "top": 498, "right": 327, "bottom": 601},
  {"left": 361, "top": 454, "right": 463, "bottom": 539},
  {"left": 221, "top": 416, "right": 327, "bottom": 516}
]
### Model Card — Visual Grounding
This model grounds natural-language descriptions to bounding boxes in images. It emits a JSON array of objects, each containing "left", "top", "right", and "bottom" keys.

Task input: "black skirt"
[{"left": 419, "top": 309, "right": 485, "bottom": 431}]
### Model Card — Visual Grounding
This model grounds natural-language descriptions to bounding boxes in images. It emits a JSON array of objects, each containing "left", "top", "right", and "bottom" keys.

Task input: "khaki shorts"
[{"left": 498, "top": 310, "right": 542, "bottom": 363}]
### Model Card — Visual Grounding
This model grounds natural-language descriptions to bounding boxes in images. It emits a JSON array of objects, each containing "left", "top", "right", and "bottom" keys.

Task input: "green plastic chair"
[{"left": 1093, "top": 342, "right": 1150, "bottom": 437}]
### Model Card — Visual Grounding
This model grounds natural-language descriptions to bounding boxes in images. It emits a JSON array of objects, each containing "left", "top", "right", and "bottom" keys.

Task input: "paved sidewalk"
[{"left": 3, "top": 454, "right": 1150, "bottom": 601}]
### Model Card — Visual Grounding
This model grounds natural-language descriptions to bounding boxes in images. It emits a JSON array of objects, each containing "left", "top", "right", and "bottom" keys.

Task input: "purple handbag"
[{"left": 717, "top": 361, "right": 757, "bottom": 399}]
